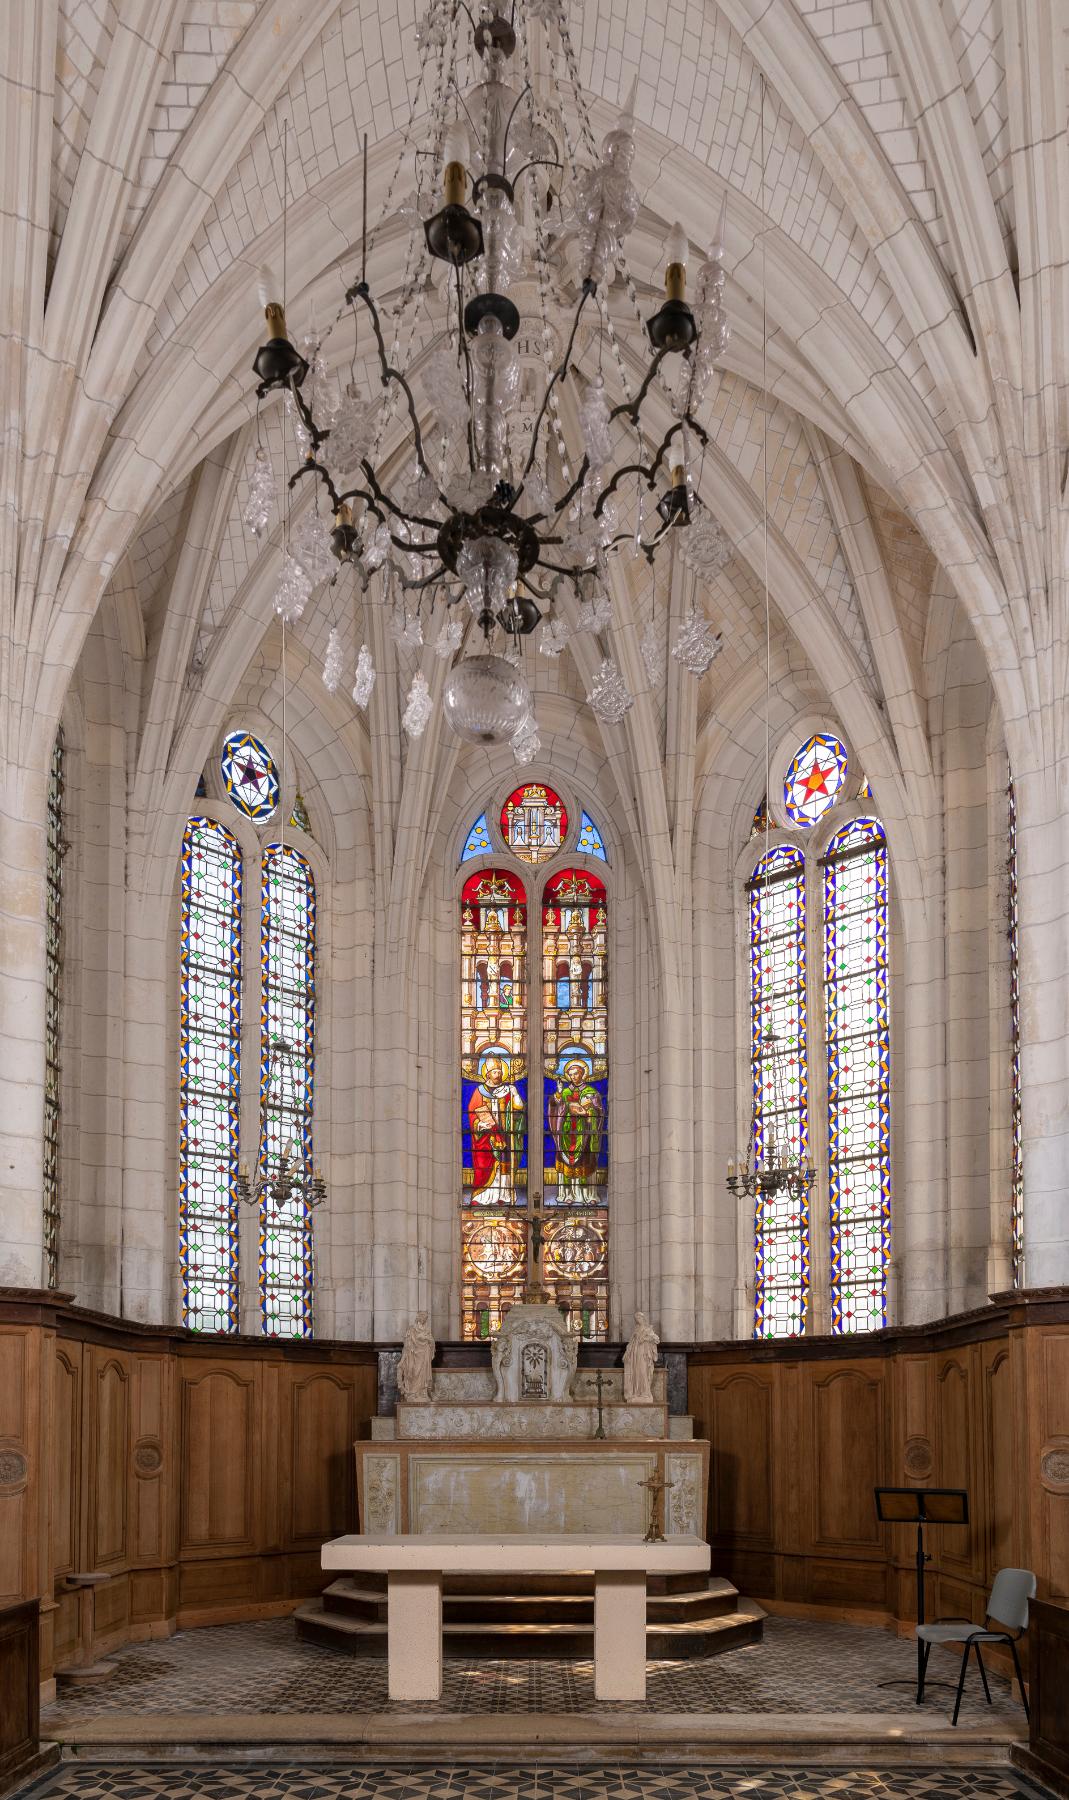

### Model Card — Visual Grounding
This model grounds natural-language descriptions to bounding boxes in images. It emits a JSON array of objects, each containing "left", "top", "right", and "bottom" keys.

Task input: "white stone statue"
[
  {"left": 623, "top": 1312, "right": 659, "bottom": 1404},
  {"left": 397, "top": 1311, "right": 435, "bottom": 1403},
  {"left": 492, "top": 1303, "right": 579, "bottom": 1403}
]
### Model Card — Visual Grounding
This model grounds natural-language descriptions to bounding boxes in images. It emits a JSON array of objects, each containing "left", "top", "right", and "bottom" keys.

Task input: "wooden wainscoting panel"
[
  {"left": 934, "top": 1351, "right": 979, "bottom": 1580},
  {"left": 129, "top": 1353, "right": 174, "bottom": 1567},
  {"left": 982, "top": 1344, "right": 1016, "bottom": 1582},
  {"left": 50, "top": 1346, "right": 82, "bottom": 1580},
  {"left": 1038, "top": 1331, "right": 1069, "bottom": 1600},
  {"left": 179, "top": 1364, "right": 259, "bottom": 1555},
  {"left": 691, "top": 1366, "right": 776, "bottom": 1546},
  {"left": 0, "top": 1601, "right": 39, "bottom": 1791},
  {"left": 0, "top": 1329, "right": 45, "bottom": 1608},
  {"left": 283, "top": 1368, "right": 361, "bottom": 1547},
  {"left": 85, "top": 1352, "right": 130, "bottom": 1571},
  {"left": 808, "top": 1365, "right": 888, "bottom": 1553}
]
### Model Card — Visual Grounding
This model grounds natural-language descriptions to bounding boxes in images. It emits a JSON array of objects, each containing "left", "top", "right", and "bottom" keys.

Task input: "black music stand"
[{"left": 874, "top": 1486, "right": 969, "bottom": 1703}]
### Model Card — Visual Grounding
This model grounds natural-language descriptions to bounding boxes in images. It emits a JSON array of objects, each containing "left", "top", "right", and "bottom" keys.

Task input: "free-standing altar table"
[{"left": 321, "top": 1531, "right": 711, "bottom": 1701}]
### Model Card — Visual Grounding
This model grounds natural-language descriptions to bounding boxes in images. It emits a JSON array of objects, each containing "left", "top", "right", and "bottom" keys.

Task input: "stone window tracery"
[
  {"left": 179, "top": 738, "right": 321, "bottom": 1335},
  {"left": 746, "top": 736, "right": 891, "bottom": 1336}
]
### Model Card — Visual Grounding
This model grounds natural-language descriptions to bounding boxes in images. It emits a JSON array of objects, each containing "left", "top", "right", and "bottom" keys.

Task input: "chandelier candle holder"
[
  {"left": 250, "top": 0, "right": 731, "bottom": 742},
  {"left": 237, "top": 1036, "right": 328, "bottom": 1214},
  {"left": 726, "top": 1027, "right": 816, "bottom": 1206}
]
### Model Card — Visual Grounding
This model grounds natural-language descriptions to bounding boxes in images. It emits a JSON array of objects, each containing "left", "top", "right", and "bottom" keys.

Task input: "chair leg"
[
  {"left": 951, "top": 1643, "right": 971, "bottom": 1727},
  {"left": 918, "top": 1639, "right": 932, "bottom": 1704},
  {"left": 1009, "top": 1640, "right": 1029, "bottom": 1722},
  {"left": 974, "top": 1646, "right": 992, "bottom": 1705}
]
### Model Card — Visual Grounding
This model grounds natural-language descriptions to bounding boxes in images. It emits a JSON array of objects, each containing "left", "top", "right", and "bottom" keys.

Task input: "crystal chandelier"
[
  {"left": 237, "top": 1036, "right": 328, "bottom": 1213},
  {"left": 249, "top": 0, "right": 730, "bottom": 743},
  {"left": 725, "top": 1027, "right": 816, "bottom": 1207}
]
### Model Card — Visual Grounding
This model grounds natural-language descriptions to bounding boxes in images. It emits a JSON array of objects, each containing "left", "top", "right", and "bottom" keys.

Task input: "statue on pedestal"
[
  {"left": 623, "top": 1312, "right": 659, "bottom": 1404},
  {"left": 398, "top": 1312, "right": 435, "bottom": 1403}
]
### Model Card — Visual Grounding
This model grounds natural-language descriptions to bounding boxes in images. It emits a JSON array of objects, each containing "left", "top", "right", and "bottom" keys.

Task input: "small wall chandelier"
[
  {"left": 237, "top": 1036, "right": 328, "bottom": 1213},
  {"left": 248, "top": 0, "right": 731, "bottom": 746},
  {"left": 726, "top": 1027, "right": 816, "bottom": 1207}
]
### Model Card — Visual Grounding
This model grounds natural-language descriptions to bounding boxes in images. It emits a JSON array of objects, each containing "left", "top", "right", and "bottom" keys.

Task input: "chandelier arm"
[
  {"left": 355, "top": 458, "right": 442, "bottom": 533},
  {"left": 397, "top": 562, "right": 449, "bottom": 590},
  {"left": 345, "top": 281, "right": 443, "bottom": 495},
  {"left": 507, "top": 156, "right": 564, "bottom": 189},
  {"left": 453, "top": 263, "right": 479, "bottom": 473},
  {"left": 592, "top": 416, "right": 709, "bottom": 517},
  {"left": 288, "top": 458, "right": 342, "bottom": 511},
  {"left": 515, "top": 282, "right": 594, "bottom": 489},
  {"left": 499, "top": 80, "right": 533, "bottom": 172},
  {"left": 287, "top": 373, "right": 330, "bottom": 453}
]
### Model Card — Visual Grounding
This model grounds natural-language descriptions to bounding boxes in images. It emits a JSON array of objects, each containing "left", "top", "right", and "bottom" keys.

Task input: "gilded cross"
[{"left": 639, "top": 1470, "right": 675, "bottom": 1543}]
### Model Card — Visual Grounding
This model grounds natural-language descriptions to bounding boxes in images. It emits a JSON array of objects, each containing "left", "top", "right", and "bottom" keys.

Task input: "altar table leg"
[
  {"left": 386, "top": 1570, "right": 443, "bottom": 1700},
  {"left": 594, "top": 1571, "right": 647, "bottom": 1701}
]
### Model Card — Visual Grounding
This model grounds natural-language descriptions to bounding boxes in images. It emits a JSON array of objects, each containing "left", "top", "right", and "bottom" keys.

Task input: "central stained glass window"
[
  {"left": 459, "top": 805, "right": 611, "bottom": 1341},
  {"left": 500, "top": 784, "right": 567, "bottom": 865},
  {"left": 783, "top": 733, "right": 848, "bottom": 827},
  {"left": 221, "top": 729, "right": 280, "bottom": 820},
  {"left": 461, "top": 868, "right": 529, "bottom": 1338}
]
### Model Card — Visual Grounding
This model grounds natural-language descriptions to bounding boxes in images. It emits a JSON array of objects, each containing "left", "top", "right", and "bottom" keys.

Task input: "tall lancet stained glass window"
[
  {"left": 749, "top": 845, "right": 810, "bottom": 1336},
  {"left": 179, "top": 818, "right": 242, "bottom": 1332},
  {"left": 259, "top": 845, "right": 317, "bottom": 1337},
  {"left": 461, "top": 869, "right": 528, "bottom": 1339},
  {"left": 823, "top": 818, "right": 891, "bottom": 1332},
  {"left": 44, "top": 729, "right": 65, "bottom": 1286},
  {"left": 542, "top": 869, "right": 609, "bottom": 1337}
]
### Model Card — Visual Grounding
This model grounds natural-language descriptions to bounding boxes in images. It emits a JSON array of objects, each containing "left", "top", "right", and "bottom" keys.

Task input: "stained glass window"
[
  {"left": 461, "top": 813, "right": 493, "bottom": 861},
  {"left": 750, "top": 796, "right": 769, "bottom": 838},
  {"left": 44, "top": 730, "right": 64, "bottom": 1287},
  {"left": 501, "top": 784, "right": 567, "bottom": 865},
  {"left": 823, "top": 818, "right": 891, "bottom": 1332},
  {"left": 578, "top": 811, "right": 608, "bottom": 861},
  {"left": 857, "top": 777, "right": 872, "bottom": 800},
  {"left": 783, "top": 733, "right": 849, "bottom": 827},
  {"left": 1008, "top": 783, "right": 1022, "bottom": 1285},
  {"left": 542, "top": 868, "right": 608, "bottom": 1338},
  {"left": 179, "top": 817, "right": 242, "bottom": 1332},
  {"left": 461, "top": 869, "right": 528, "bottom": 1338},
  {"left": 221, "top": 729, "right": 279, "bottom": 820},
  {"left": 289, "top": 791, "right": 312, "bottom": 834},
  {"left": 258, "top": 846, "right": 317, "bottom": 1337},
  {"left": 749, "top": 845, "right": 809, "bottom": 1337}
]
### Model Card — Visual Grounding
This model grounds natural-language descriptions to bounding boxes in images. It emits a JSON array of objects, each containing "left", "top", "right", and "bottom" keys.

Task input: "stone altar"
[{"left": 355, "top": 1305, "right": 708, "bottom": 1540}]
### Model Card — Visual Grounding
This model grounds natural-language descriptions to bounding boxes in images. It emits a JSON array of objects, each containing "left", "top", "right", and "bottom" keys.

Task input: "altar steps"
[{"left": 295, "top": 1574, "right": 764, "bottom": 1660}]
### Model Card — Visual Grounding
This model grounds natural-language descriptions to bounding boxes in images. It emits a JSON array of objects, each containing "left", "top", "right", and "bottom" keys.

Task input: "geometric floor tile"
[
  {"left": 41, "top": 1616, "right": 1026, "bottom": 1723},
  {"left": 19, "top": 1763, "right": 1031, "bottom": 1800}
]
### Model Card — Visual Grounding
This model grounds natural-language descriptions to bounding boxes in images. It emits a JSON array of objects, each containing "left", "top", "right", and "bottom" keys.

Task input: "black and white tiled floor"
[
  {"left": 18, "top": 1762, "right": 1034, "bottom": 1800},
  {"left": 42, "top": 1617, "right": 1024, "bottom": 1720}
]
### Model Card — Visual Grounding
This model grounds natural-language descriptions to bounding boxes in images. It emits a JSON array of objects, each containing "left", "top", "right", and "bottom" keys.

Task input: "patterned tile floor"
[
  {"left": 42, "top": 1617, "right": 1025, "bottom": 1721},
  {"left": 17, "top": 1762, "right": 1034, "bottom": 1800}
]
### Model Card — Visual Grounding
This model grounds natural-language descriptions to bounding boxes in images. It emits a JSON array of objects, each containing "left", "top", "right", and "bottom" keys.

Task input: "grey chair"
[{"left": 917, "top": 1566, "right": 1036, "bottom": 1725}]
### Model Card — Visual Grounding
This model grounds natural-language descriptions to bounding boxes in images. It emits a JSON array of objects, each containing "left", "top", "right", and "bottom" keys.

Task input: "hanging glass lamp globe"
[{"left": 442, "top": 653, "right": 531, "bottom": 744}]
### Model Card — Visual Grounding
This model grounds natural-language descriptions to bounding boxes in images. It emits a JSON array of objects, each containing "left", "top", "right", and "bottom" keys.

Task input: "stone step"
[
  {"left": 320, "top": 1574, "right": 743, "bottom": 1628},
  {"left": 295, "top": 1595, "right": 765, "bottom": 1661}
]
